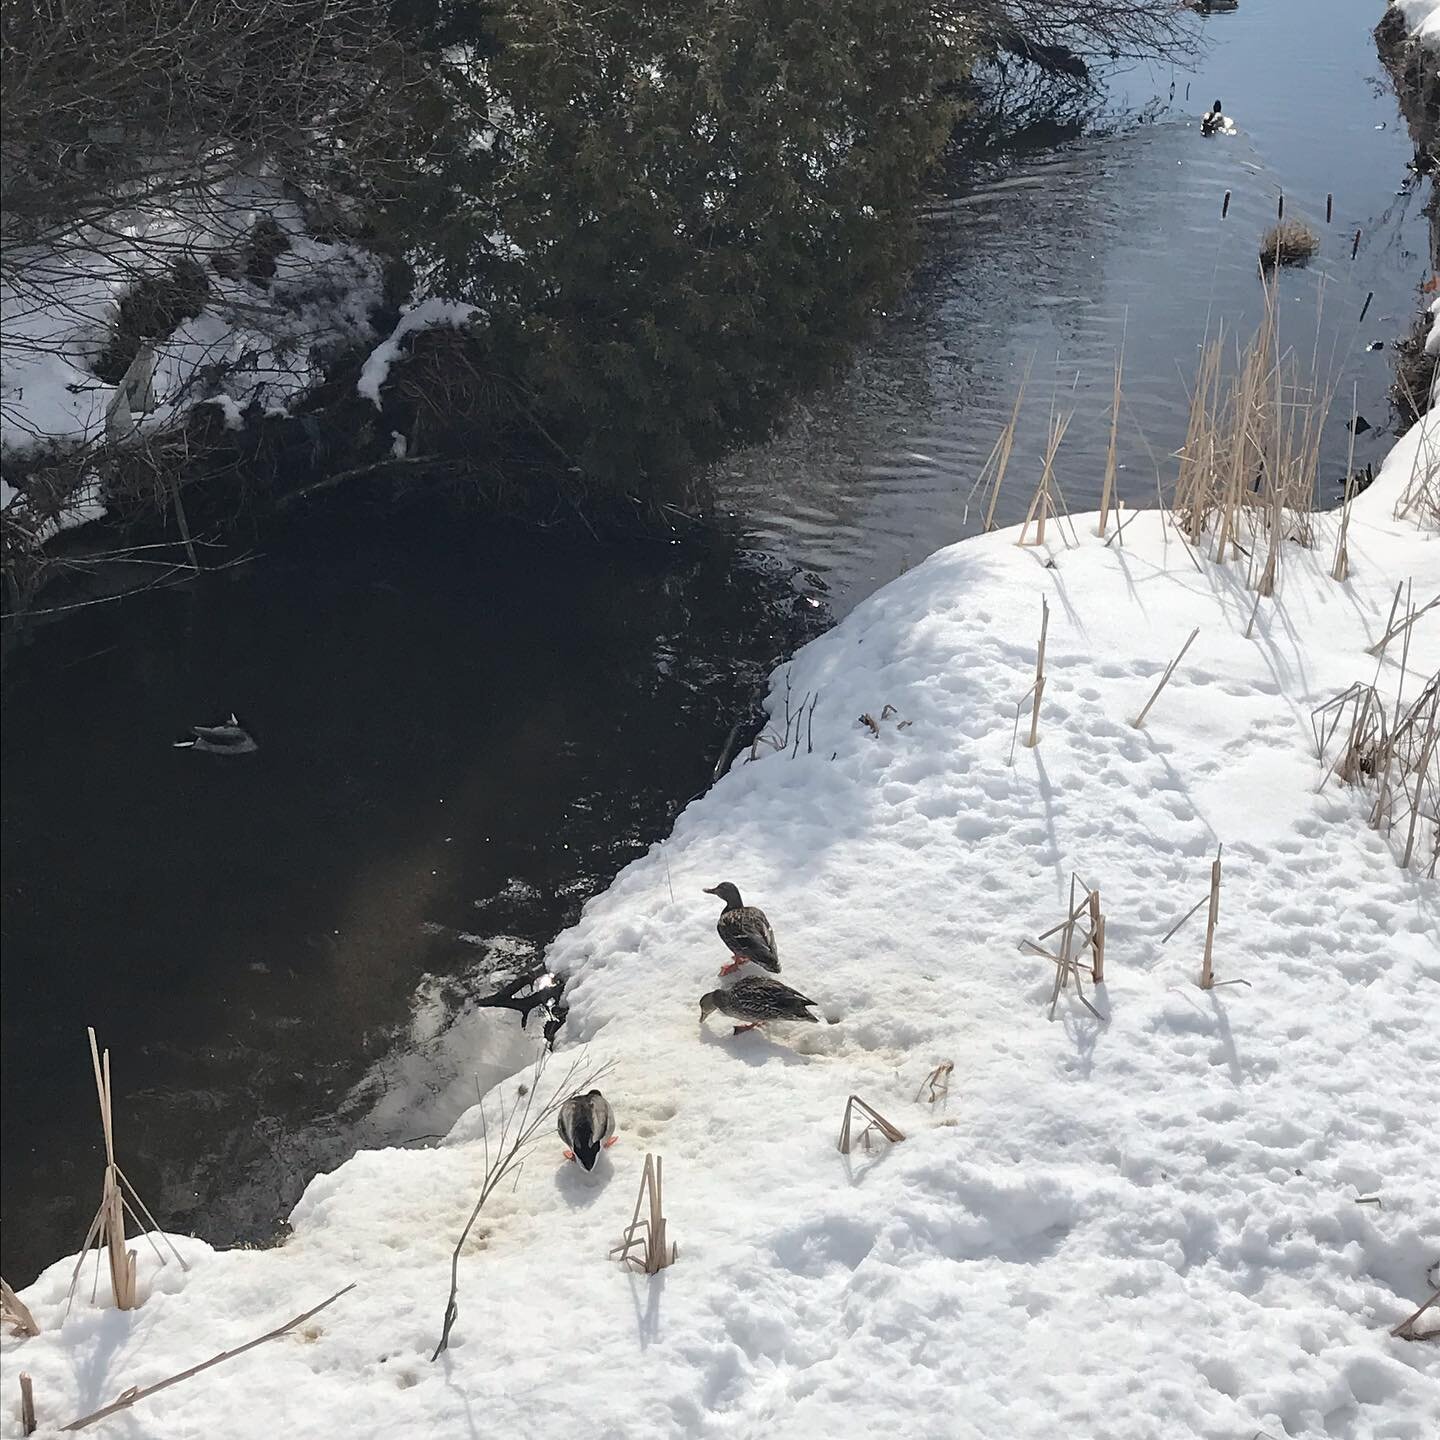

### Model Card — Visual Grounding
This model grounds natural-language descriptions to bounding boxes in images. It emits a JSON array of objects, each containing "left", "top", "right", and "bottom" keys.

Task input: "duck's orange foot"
[
  {"left": 604, "top": 1135, "right": 619, "bottom": 1148},
  {"left": 563, "top": 1148, "right": 574, "bottom": 1161},
  {"left": 732, "top": 1022, "right": 761, "bottom": 1035},
  {"left": 718, "top": 957, "right": 745, "bottom": 976}
]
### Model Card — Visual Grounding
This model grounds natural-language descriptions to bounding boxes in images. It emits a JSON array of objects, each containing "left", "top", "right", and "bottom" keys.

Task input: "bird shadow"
[
  {"left": 552, "top": 1151, "right": 614, "bottom": 1208},
  {"left": 698, "top": 1026, "right": 814, "bottom": 1066}
]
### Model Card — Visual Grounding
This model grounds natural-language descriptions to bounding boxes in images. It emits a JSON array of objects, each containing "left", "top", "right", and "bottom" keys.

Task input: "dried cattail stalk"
[
  {"left": 837, "top": 1096, "right": 906, "bottom": 1154},
  {"left": 610, "top": 1154, "right": 677, "bottom": 1275},
  {"left": 1, "top": 1278, "right": 40, "bottom": 1337}
]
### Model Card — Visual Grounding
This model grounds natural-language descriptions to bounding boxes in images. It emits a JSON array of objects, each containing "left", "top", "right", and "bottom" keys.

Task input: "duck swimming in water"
[
  {"left": 700, "top": 975, "right": 818, "bottom": 1035},
  {"left": 557, "top": 1089, "right": 617, "bottom": 1170},
  {"left": 704, "top": 882, "right": 779, "bottom": 976},
  {"left": 1200, "top": 100, "right": 1232, "bottom": 137},
  {"left": 173, "top": 713, "right": 258, "bottom": 754}
]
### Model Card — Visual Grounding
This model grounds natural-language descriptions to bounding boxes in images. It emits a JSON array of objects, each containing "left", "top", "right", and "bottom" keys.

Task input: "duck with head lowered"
[
  {"left": 703, "top": 882, "right": 779, "bottom": 977},
  {"left": 557, "top": 1089, "right": 617, "bottom": 1171},
  {"left": 700, "top": 974, "right": 819, "bottom": 1036}
]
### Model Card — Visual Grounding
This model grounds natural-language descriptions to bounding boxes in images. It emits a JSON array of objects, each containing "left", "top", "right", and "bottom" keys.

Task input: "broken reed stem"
[
  {"left": 1020, "top": 405, "right": 1072, "bottom": 546},
  {"left": 1132, "top": 628, "right": 1200, "bottom": 729},
  {"left": 837, "top": 1095, "right": 906, "bottom": 1154},
  {"left": 77, "top": 1028, "right": 137, "bottom": 1311},
  {"left": 1368, "top": 591, "right": 1440, "bottom": 659},
  {"left": 1200, "top": 847, "right": 1222, "bottom": 990},
  {"left": 1089, "top": 889, "right": 1105, "bottom": 983},
  {"left": 914, "top": 1061, "right": 954, "bottom": 1105},
  {"left": 1, "top": 1278, "right": 40, "bottom": 1337},
  {"left": 1026, "top": 597, "right": 1049, "bottom": 749},
  {"left": 21, "top": 1374, "right": 36, "bottom": 1436},
  {"left": 59, "top": 1285, "right": 356, "bottom": 1432},
  {"left": 610, "top": 1153, "right": 677, "bottom": 1275},
  {"left": 1390, "top": 1287, "right": 1440, "bottom": 1340}
]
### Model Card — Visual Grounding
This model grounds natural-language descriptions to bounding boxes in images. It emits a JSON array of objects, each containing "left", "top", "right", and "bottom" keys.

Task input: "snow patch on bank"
[
  {"left": 3, "top": 420, "right": 1438, "bottom": 1438},
  {"left": 1395, "top": 0, "right": 1440, "bottom": 49},
  {"left": 0, "top": 175, "right": 383, "bottom": 458},
  {"left": 356, "top": 299, "right": 480, "bottom": 407}
]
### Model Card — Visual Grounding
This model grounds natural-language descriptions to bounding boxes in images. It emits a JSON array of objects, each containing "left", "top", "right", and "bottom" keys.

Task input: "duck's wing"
[
  {"left": 590, "top": 1093, "right": 616, "bottom": 1142},
  {"left": 742, "top": 975, "right": 817, "bottom": 1016},
  {"left": 557, "top": 1099, "right": 574, "bottom": 1146},
  {"left": 719, "top": 907, "right": 780, "bottom": 970}
]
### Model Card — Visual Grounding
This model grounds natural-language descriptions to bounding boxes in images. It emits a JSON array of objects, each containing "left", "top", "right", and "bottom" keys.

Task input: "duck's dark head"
[
  {"left": 1211, "top": 99, "right": 1222, "bottom": 114},
  {"left": 699, "top": 990, "right": 724, "bottom": 1022},
  {"left": 703, "top": 882, "right": 743, "bottom": 910}
]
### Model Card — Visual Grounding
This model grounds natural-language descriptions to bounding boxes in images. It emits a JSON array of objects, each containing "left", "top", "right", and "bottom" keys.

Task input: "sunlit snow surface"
[{"left": 5, "top": 419, "right": 1439, "bottom": 1438}]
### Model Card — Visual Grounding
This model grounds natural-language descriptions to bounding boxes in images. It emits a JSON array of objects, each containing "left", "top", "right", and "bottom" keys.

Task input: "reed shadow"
[{"left": 627, "top": 1269, "right": 667, "bottom": 1350}]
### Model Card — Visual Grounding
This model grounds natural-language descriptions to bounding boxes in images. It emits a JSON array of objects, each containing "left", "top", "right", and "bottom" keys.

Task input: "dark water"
[
  {"left": 1, "top": 0, "right": 1430, "bottom": 1283},
  {"left": 1, "top": 513, "right": 819, "bottom": 1281}
]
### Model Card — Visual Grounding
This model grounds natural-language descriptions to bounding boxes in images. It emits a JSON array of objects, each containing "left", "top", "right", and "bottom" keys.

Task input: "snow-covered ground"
[{"left": 5, "top": 416, "right": 1439, "bottom": 1437}]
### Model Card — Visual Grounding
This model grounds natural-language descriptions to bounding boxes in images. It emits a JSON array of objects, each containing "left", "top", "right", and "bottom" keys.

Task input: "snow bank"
[
  {"left": 1395, "top": 0, "right": 1440, "bottom": 49},
  {"left": 356, "top": 298, "right": 480, "bottom": 406},
  {"left": 4, "top": 420, "right": 1439, "bottom": 1438},
  {"left": 0, "top": 176, "right": 383, "bottom": 458}
]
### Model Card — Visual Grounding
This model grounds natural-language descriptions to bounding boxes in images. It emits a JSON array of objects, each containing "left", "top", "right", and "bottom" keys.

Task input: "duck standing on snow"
[
  {"left": 700, "top": 975, "right": 818, "bottom": 1035},
  {"left": 704, "top": 882, "right": 779, "bottom": 976},
  {"left": 1201, "top": 100, "right": 1231, "bottom": 137},
  {"left": 557, "top": 1090, "right": 617, "bottom": 1170},
  {"left": 173, "top": 714, "right": 258, "bottom": 754}
]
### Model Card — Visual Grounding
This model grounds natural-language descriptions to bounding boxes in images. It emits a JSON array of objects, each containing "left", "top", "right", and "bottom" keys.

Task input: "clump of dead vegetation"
[
  {"left": 1390, "top": 306, "right": 1438, "bottom": 426},
  {"left": 1259, "top": 219, "right": 1319, "bottom": 269}
]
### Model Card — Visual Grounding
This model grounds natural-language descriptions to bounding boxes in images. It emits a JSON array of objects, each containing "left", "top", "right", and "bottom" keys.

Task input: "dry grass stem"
[
  {"left": 1026, "top": 597, "right": 1050, "bottom": 749},
  {"left": 1023, "top": 874, "right": 1107, "bottom": 1019},
  {"left": 837, "top": 1096, "right": 906, "bottom": 1153},
  {"left": 1390, "top": 1287, "right": 1440, "bottom": 1342},
  {"left": 1, "top": 1278, "right": 40, "bottom": 1337},
  {"left": 1132, "top": 627, "right": 1200, "bottom": 728},
  {"left": 914, "top": 1061, "right": 955, "bottom": 1105},
  {"left": 1200, "top": 847, "right": 1222, "bottom": 989},
  {"left": 1173, "top": 283, "right": 1331, "bottom": 590},
  {"left": 1098, "top": 343, "right": 1125, "bottom": 536},
  {"left": 1019, "top": 404, "right": 1072, "bottom": 547},
  {"left": 610, "top": 1153, "right": 677, "bottom": 1275},
  {"left": 59, "top": 1285, "right": 356, "bottom": 1431},
  {"left": 65, "top": 1029, "right": 186, "bottom": 1317}
]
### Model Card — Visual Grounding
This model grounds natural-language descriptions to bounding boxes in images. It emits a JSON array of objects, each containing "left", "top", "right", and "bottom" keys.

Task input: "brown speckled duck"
[
  {"left": 700, "top": 975, "right": 818, "bottom": 1035},
  {"left": 704, "top": 882, "right": 779, "bottom": 976}
]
